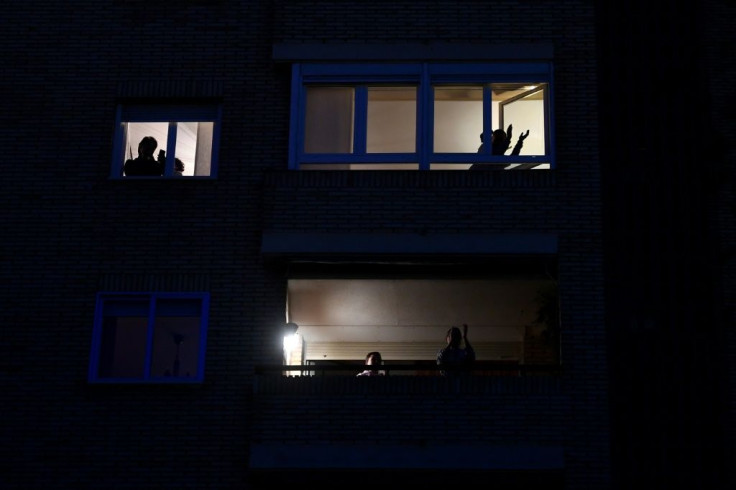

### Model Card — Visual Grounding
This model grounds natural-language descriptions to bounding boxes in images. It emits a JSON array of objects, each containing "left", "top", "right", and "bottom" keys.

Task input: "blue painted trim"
[
  {"left": 548, "top": 65, "right": 557, "bottom": 169},
  {"left": 301, "top": 63, "right": 422, "bottom": 78},
  {"left": 419, "top": 64, "right": 431, "bottom": 170},
  {"left": 164, "top": 122, "right": 178, "bottom": 176},
  {"left": 354, "top": 87, "right": 367, "bottom": 154},
  {"left": 288, "top": 64, "right": 302, "bottom": 170},
  {"left": 110, "top": 105, "right": 125, "bottom": 177}
]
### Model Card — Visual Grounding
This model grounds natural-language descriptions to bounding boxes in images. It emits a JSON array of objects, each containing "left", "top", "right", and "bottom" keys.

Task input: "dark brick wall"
[
  {"left": 3, "top": 0, "right": 731, "bottom": 489},
  {"left": 597, "top": 1, "right": 735, "bottom": 489}
]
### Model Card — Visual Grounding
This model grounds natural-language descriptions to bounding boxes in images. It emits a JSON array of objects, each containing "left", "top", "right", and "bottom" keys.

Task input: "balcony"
[{"left": 250, "top": 363, "right": 568, "bottom": 487}]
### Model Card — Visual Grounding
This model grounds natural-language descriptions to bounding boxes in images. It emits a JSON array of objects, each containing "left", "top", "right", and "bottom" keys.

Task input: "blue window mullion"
[
  {"left": 164, "top": 123, "right": 177, "bottom": 175},
  {"left": 546, "top": 69, "right": 556, "bottom": 169},
  {"left": 196, "top": 295, "right": 210, "bottom": 380},
  {"left": 88, "top": 296, "right": 106, "bottom": 379},
  {"left": 481, "top": 86, "right": 492, "bottom": 155},
  {"left": 143, "top": 296, "right": 156, "bottom": 379},
  {"left": 111, "top": 107, "right": 125, "bottom": 177},
  {"left": 419, "top": 64, "right": 431, "bottom": 170},
  {"left": 353, "top": 86, "right": 367, "bottom": 154},
  {"left": 290, "top": 64, "right": 303, "bottom": 169}
]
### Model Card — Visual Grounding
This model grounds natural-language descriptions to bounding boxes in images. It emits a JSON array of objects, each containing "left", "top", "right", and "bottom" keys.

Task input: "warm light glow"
[
  {"left": 283, "top": 333, "right": 300, "bottom": 352},
  {"left": 282, "top": 332, "right": 303, "bottom": 375}
]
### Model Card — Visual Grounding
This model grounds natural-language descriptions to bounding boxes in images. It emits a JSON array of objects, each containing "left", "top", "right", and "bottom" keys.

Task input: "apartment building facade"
[{"left": 3, "top": 1, "right": 732, "bottom": 489}]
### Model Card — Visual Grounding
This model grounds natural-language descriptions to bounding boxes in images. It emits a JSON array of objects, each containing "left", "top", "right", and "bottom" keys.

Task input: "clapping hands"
[{"left": 506, "top": 124, "right": 530, "bottom": 142}]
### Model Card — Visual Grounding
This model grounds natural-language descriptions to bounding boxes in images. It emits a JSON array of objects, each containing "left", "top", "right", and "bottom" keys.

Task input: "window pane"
[
  {"left": 123, "top": 122, "right": 168, "bottom": 176},
  {"left": 175, "top": 122, "right": 213, "bottom": 176},
  {"left": 494, "top": 83, "right": 547, "bottom": 156},
  {"left": 366, "top": 87, "right": 416, "bottom": 153},
  {"left": 430, "top": 163, "right": 473, "bottom": 171},
  {"left": 151, "top": 299, "right": 202, "bottom": 378},
  {"left": 433, "top": 87, "right": 483, "bottom": 153},
  {"left": 98, "top": 315, "right": 148, "bottom": 378},
  {"left": 301, "top": 163, "right": 418, "bottom": 170},
  {"left": 304, "top": 87, "right": 354, "bottom": 153}
]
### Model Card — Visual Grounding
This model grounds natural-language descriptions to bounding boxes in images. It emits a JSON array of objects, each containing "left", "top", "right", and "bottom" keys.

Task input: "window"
[
  {"left": 290, "top": 63, "right": 553, "bottom": 170},
  {"left": 88, "top": 293, "right": 209, "bottom": 383},
  {"left": 111, "top": 102, "right": 221, "bottom": 178}
]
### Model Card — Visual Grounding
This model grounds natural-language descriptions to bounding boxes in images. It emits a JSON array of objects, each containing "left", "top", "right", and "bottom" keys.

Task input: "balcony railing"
[{"left": 253, "top": 363, "right": 563, "bottom": 395}]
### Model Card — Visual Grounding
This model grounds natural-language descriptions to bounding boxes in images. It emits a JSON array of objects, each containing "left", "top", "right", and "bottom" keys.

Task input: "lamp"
[
  {"left": 283, "top": 322, "right": 300, "bottom": 352},
  {"left": 282, "top": 323, "right": 301, "bottom": 370},
  {"left": 283, "top": 322, "right": 299, "bottom": 335}
]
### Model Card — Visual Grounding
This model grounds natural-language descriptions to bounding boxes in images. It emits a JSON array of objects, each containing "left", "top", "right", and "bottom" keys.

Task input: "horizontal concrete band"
[
  {"left": 273, "top": 43, "right": 554, "bottom": 61},
  {"left": 261, "top": 232, "right": 558, "bottom": 255},
  {"left": 249, "top": 443, "right": 564, "bottom": 470}
]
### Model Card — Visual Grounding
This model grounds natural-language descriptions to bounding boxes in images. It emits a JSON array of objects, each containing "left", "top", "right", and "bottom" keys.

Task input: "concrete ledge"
[
  {"left": 249, "top": 443, "right": 564, "bottom": 470},
  {"left": 273, "top": 43, "right": 554, "bottom": 61},
  {"left": 261, "top": 232, "right": 558, "bottom": 256}
]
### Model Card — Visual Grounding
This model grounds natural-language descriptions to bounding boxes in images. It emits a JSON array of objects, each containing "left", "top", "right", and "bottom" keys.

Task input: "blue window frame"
[
  {"left": 289, "top": 63, "right": 554, "bottom": 170},
  {"left": 111, "top": 102, "right": 221, "bottom": 178},
  {"left": 88, "top": 293, "right": 209, "bottom": 383}
]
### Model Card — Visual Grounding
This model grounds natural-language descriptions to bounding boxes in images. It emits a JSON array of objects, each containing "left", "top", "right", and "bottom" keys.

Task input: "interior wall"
[{"left": 287, "top": 278, "right": 554, "bottom": 361}]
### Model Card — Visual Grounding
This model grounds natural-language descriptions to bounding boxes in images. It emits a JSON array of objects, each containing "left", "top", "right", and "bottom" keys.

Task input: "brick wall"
[{"left": 5, "top": 1, "right": 730, "bottom": 489}]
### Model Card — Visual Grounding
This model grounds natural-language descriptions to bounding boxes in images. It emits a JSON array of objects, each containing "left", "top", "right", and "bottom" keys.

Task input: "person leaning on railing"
[
  {"left": 356, "top": 351, "right": 386, "bottom": 376},
  {"left": 437, "top": 323, "right": 475, "bottom": 376}
]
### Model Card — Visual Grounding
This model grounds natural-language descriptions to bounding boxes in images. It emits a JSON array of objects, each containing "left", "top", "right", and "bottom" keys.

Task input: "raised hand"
[{"left": 519, "top": 129, "right": 530, "bottom": 141}]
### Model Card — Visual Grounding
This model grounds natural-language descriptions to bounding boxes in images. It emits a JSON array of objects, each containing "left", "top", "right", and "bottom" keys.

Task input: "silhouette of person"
[
  {"left": 471, "top": 124, "right": 530, "bottom": 170},
  {"left": 356, "top": 351, "right": 386, "bottom": 376},
  {"left": 174, "top": 158, "right": 185, "bottom": 176},
  {"left": 124, "top": 136, "right": 165, "bottom": 176},
  {"left": 437, "top": 324, "right": 475, "bottom": 376}
]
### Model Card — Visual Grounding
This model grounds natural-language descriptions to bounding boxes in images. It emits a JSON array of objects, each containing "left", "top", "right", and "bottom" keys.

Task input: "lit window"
[
  {"left": 290, "top": 63, "right": 553, "bottom": 170},
  {"left": 111, "top": 103, "right": 221, "bottom": 178},
  {"left": 88, "top": 293, "right": 209, "bottom": 383}
]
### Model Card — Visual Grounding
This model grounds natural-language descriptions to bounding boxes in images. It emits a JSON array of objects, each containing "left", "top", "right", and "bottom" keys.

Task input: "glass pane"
[
  {"left": 123, "top": 122, "right": 168, "bottom": 176},
  {"left": 301, "top": 163, "right": 418, "bottom": 171},
  {"left": 366, "top": 87, "right": 416, "bottom": 153},
  {"left": 151, "top": 299, "right": 202, "bottom": 378},
  {"left": 493, "top": 83, "right": 546, "bottom": 156},
  {"left": 433, "top": 87, "right": 483, "bottom": 153},
  {"left": 175, "top": 122, "right": 213, "bottom": 177},
  {"left": 430, "top": 163, "right": 473, "bottom": 171},
  {"left": 98, "top": 315, "right": 148, "bottom": 378},
  {"left": 304, "top": 87, "right": 354, "bottom": 153}
]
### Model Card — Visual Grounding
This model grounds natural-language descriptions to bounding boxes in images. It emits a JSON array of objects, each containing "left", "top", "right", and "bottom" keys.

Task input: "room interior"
[{"left": 284, "top": 274, "right": 559, "bottom": 374}]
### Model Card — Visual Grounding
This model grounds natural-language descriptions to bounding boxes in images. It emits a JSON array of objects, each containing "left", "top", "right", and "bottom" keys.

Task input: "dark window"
[{"left": 89, "top": 293, "right": 209, "bottom": 383}]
